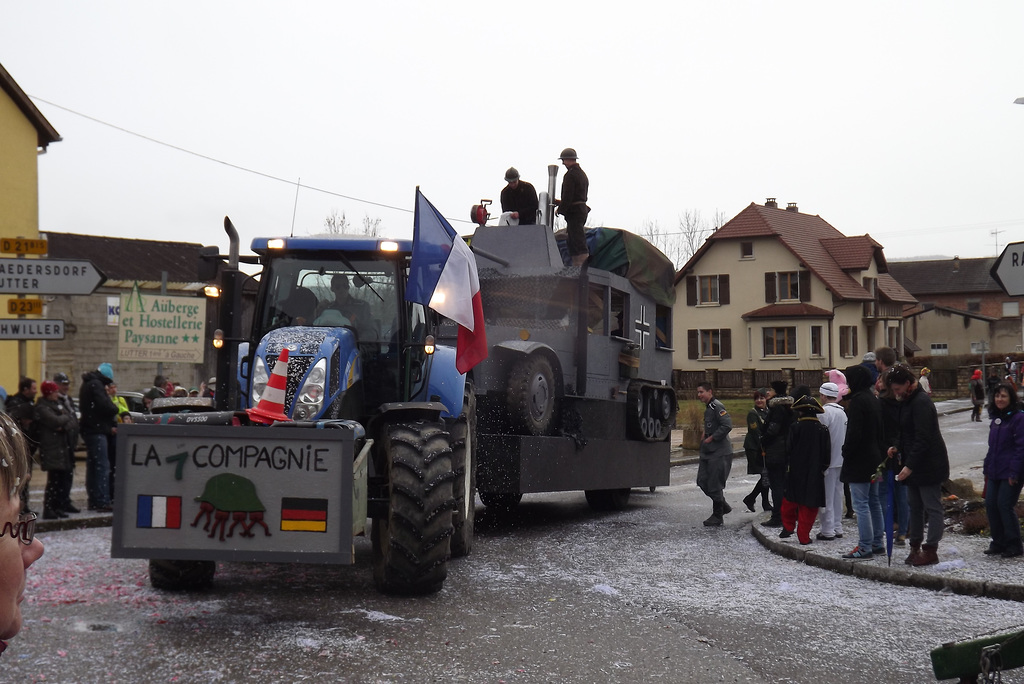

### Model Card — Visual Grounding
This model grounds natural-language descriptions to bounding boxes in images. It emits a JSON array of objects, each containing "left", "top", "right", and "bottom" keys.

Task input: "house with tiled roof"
[
  {"left": 673, "top": 199, "right": 915, "bottom": 386},
  {"left": 887, "top": 256, "right": 1024, "bottom": 357}
]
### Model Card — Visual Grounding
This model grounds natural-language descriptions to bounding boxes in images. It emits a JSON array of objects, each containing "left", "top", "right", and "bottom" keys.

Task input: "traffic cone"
[{"left": 246, "top": 348, "right": 292, "bottom": 425}]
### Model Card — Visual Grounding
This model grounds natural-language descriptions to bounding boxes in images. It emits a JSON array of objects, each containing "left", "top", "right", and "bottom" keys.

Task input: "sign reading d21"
[{"left": 118, "top": 283, "right": 206, "bottom": 363}]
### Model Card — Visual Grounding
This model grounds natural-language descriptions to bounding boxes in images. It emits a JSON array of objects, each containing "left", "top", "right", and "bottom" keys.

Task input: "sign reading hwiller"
[
  {"left": 0, "top": 319, "right": 65, "bottom": 340},
  {"left": 0, "top": 258, "right": 106, "bottom": 295},
  {"left": 991, "top": 242, "right": 1024, "bottom": 297}
]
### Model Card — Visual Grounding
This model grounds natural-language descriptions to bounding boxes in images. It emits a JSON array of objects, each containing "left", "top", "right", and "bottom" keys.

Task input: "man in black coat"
[
  {"left": 887, "top": 364, "right": 950, "bottom": 567},
  {"left": 759, "top": 380, "right": 793, "bottom": 527},
  {"left": 79, "top": 366, "right": 118, "bottom": 511},
  {"left": 499, "top": 167, "right": 539, "bottom": 226}
]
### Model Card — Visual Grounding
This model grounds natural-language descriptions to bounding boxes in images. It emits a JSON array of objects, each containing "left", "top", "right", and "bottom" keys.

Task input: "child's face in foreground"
[{"left": 0, "top": 491, "right": 44, "bottom": 640}]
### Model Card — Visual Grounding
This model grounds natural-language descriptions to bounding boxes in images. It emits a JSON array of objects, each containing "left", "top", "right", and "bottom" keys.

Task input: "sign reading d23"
[{"left": 118, "top": 283, "right": 206, "bottom": 363}]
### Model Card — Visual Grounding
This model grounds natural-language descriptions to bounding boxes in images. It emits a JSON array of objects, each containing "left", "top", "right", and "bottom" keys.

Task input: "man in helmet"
[
  {"left": 499, "top": 167, "right": 538, "bottom": 226},
  {"left": 554, "top": 148, "right": 590, "bottom": 267}
]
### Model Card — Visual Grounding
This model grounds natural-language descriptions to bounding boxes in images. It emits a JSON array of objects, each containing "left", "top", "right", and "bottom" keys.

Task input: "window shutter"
[
  {"left": 852, "top": 326, "right": 858, "bottom": 357},
  {"left": 688, "top": 330, "right": 698, "bottom": 359},
  {"left": 721, "top": 328, "right": 732, "bottom": 359},
  {"left": 765, "top": 273, "right": 777, "bottom": 303},
  {"left": 686, "top": 276, "right": 697, "bottom": 306},
  {"left": 719, "top": 275, "right": 730, "bottom": 305},
  {"left": 799, "top": 271, "right": 811, "bottom": 302}
]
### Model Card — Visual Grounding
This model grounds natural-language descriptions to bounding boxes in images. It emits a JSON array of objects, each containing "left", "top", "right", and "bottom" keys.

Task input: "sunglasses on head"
[{"left": 1, "top": 512, "right": 36, "bottom": 545}]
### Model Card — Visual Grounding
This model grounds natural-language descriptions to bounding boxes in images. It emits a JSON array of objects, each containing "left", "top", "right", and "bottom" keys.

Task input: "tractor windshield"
[{"left": 253, "top": 256, "right": 399, "bottom": 344}]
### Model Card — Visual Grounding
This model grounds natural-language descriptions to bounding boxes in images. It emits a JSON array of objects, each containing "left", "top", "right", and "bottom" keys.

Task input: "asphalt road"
[{"left": 6, "top": 410, "right": 1021, "bottom": 683}]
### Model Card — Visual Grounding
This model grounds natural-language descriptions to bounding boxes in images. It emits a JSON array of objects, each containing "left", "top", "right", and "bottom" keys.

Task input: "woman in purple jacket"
[{"left": 983, "top": 382, "right": 1024, "bottom": 558}]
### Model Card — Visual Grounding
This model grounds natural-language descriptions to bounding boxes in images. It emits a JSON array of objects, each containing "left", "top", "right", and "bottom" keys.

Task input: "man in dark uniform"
[
  {"left": 499, "top": 167, "right": 539, "bottom": 226},
  {"left": 696, "top": 382, "right": 733, "bottom": 526},
  {"left": 554, "top": 148, "right": 590, "bottom": 266},
  {"left": 53, "top": 373, "right": 80, "bottom": 514}
]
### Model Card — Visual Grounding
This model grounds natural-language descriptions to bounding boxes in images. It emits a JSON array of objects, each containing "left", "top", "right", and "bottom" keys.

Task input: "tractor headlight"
[
  {"left": 293, "top": 358, "right": 327, "bottom": 420},
  {"left": 251, "top": 356, "right": 269, "bottom": 405}
]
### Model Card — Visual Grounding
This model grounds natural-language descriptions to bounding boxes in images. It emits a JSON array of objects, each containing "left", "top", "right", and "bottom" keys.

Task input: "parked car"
[{"left": 119, "top": 391, "right": 146, "bottom": 414}]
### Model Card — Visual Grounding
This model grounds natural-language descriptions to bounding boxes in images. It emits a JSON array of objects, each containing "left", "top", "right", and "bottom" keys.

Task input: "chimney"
[
  {"left": 786, "top": 202, "right": 799, "bottom": 213},
  {"left": 953, "top": 255, "right": 960, "bottom": 273},
  {"left": 765, "top": 198, "right": 778, "bottom": 209}
]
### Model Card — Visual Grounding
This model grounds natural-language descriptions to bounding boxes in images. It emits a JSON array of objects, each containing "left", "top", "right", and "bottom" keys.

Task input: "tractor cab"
[{"left": 243, "top": 237, "right": 446, "bottom": 423}]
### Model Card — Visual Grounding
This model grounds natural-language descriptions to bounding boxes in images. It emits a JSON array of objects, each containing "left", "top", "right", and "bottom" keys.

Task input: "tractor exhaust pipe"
[{"left": 544, "top": 164, "right": 558, "bottom": 229}]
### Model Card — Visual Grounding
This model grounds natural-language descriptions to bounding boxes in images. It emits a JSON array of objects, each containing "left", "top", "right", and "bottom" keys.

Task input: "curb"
[
  {"left": 751, "top": 523, "right": 1024, "bottom": 603},
  {"left": 36, "top": 514, "right": 112, "bottom": 534}
]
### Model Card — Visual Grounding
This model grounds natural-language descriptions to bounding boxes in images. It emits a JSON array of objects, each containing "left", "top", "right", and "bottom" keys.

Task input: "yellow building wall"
[{"left": 0, "top": 91, "right": 44, "bottom": 394}]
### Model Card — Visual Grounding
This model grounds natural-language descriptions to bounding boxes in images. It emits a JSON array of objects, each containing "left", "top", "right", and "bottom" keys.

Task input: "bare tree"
[
  {"left": 361, "top": 214, "right": 382, "bottom": 237},
  {"left": 679, "top": 209, "right": 717, "bottom": 263},
  {"left": 322, "top": 210, "right": 384, "bottom": 236},
  {"left": 639, "top": 219, "right": 684, "bottom": 268},
  {"left": 632, "top": 210, "right": 725, "bottom": 269},
  {"left": 323, "top": 209, "right": 349, "bottom": 235}
]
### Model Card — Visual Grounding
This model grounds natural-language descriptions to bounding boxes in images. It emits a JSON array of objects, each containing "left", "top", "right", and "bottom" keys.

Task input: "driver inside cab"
[{"left": 314, "top": 274, "right": 371, "bottom": 328}]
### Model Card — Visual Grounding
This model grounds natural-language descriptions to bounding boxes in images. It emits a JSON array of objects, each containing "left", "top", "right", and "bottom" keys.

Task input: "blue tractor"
[{"left": 121, "top": 228, "right": 476, "bottom": 595}]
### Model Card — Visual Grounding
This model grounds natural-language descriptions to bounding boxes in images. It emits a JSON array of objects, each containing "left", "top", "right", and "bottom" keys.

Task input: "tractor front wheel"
[
  {"left": 148, "top": 559, "right": 216, "bottom": 591},
  {"left": 371, "top": 419, "right": 455, "bottom": 595}
]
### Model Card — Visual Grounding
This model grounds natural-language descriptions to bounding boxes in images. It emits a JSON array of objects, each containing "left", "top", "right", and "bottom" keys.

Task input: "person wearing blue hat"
[{"left": 78, "top": 364, "right": 117, "bottom": 512}]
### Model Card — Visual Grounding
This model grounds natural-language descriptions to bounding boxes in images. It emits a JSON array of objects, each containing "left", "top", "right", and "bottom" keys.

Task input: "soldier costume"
[
  {"left": 697, "top": 389, "right": 733, "bottom": 526},
  {"left": 555, "top": 148, "right": 590, "bottom": 264},
  {"left": 499, "top": 167, "right": 539, "bottom": 226}
]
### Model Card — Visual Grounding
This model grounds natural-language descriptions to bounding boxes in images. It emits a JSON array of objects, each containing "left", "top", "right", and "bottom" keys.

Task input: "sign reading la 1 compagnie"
[
  {"left": 118, "top": 283, "right": 206, "bottom": 363},
  {"left": 110, "top": 424, "right": 355, "bottom": 564}
]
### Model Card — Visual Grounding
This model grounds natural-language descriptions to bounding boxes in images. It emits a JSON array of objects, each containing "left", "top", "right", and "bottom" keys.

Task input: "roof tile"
[
  {"left": 44, "top": 232, "right": 206, "bottom": 285},
  {"left": 686, "top": 203, "right": 883, "bottom": 302}
]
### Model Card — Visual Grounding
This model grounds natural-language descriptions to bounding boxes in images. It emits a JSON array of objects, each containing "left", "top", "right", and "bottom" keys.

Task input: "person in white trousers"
[{"left": 816, "top": 382, "right": 848, "bottom": 540}]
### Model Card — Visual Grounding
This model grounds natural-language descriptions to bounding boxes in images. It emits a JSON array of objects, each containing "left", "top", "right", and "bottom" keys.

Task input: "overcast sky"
[{"left": 2, "top": 2, "right": 1023, "bottom": 264}]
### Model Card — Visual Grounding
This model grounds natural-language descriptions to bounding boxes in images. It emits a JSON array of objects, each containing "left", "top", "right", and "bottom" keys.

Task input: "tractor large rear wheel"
[
  {"left": 372, "top": 419, "right": 455, "bottom": 595},
  {"left": 450, "top": 382, "right": 477, "bottom": 558}
]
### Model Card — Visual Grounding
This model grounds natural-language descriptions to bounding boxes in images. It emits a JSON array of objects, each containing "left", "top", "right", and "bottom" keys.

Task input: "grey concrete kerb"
[
  {"left": 751, "top": 523, "right": 1024, "bottom": 602},
  {"left": 36, "top": 514, "right": 113, "bottom": 534}
]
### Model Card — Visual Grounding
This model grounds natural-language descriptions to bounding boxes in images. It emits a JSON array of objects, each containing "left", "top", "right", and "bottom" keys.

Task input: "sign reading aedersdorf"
[{"left": 0, "top": 258, "right": 106, "bottom": 295}]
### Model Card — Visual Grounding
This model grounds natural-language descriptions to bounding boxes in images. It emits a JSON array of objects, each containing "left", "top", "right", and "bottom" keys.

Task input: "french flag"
[
  {"left": 406, "top": 189, "right": 487, "bottom": 374},
  {"left": 136, "top": 495, "right": 182, "bottom": 529}
]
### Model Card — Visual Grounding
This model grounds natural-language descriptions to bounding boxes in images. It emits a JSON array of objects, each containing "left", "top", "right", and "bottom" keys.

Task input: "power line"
[{"left": 30, "top": 96, "right": 424, "bottom": 217}]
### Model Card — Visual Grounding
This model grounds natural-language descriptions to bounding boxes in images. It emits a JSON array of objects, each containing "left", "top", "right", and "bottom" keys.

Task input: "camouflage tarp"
[{"left": 554, "top": 226, "right": 676, "bottom": 307}]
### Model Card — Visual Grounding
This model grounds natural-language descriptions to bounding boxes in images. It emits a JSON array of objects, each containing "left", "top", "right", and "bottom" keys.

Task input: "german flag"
[{"left": 280, "top": 497, "right": 328, "bottom": 533}]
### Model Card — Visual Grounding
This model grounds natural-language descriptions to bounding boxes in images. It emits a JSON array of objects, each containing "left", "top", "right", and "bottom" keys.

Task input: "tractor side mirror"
[{"left": 198, "top": 245, "right": 223, "bottom": 282}]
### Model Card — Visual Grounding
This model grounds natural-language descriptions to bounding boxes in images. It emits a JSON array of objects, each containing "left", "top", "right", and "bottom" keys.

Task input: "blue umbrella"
[{"left": 884, "top": 469, "right": 896, "bottom": 566}]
